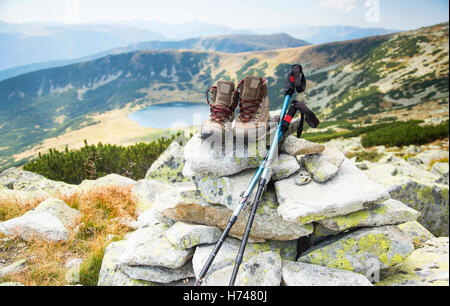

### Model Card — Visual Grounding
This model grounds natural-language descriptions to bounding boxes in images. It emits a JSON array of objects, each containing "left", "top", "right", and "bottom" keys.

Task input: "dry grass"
[
  {"left": 430, "top": 156, "right": 450, "bottom": 168},
  {"left": 0, "top": 198, "right": 44, "bottom": 222},
  {"left": 0, "top": 186, "right": 137, "bottom": 286}
]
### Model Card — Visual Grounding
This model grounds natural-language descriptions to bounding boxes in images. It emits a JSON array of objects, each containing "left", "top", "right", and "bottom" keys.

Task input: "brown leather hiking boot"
[
  {"left": 201, "top": 80, "right": 239, "bottom": 139},
  {"left": 234, "top": 76, "right": 270, "bottom": 142}
]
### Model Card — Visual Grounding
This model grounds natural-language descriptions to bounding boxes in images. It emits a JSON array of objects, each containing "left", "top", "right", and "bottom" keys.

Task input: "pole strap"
[{"left": 284, "top": 64, "right": 306, "bottom": 96}]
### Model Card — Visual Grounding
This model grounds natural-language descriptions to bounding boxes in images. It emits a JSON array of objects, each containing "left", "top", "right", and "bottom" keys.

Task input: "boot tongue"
[
  {"left": 242, "top": 75, "right": 261, "bottom": 100},
  {"left": 214, "top": 80, "right": 235, "bottom": 107}
]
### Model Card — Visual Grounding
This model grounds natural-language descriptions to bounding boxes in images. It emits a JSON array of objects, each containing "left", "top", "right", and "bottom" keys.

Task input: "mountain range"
[
  {"left": 0, "top": 21, "right": 167, "bottom": 71},
  {"left": 0, "top": 22, "right": 447, "bottom": 170},
  {"left": 0, "top": 20, "right": 397, "bottom": 73},
  {"left": 112, "top": 20, "right": 398, "bottom": 43},
  {"left": 0, "top": 33, "right": 309, "bottom": 81}
]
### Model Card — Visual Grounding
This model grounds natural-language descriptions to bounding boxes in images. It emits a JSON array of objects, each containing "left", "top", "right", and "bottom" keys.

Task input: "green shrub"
[
  {"left": 377, "top": 116, "right": 397, "bottom": 123},
  {"left": 361, "top": 120, "right": 449, "bottom": 147},
  {"left": 302, "top": 122, "right": 391, "bottom": 143},
  {"left": 23, "top": 135, "right": 177, "bottom": 184}
]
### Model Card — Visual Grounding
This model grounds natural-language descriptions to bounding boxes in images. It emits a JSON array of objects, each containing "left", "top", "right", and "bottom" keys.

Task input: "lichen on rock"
[
  {"left": 375, "top": 237, "right": 449, "bottom": 286},
  {"left": 299, "top": 226, "right": 414, "bottom": 276},
  {"left": 318, "top": 199, "right": 419, "bottom": 232}
]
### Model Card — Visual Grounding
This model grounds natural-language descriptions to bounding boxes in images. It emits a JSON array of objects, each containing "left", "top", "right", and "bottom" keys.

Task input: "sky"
[{"left": 0, "top": 0, "right": 448, "bottom": 30}]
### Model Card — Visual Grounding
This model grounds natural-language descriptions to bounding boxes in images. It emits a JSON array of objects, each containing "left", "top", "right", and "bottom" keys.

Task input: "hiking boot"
[
  {"left": 234, "top": 76, "right": 270, "bottom": 142},
  {"left": 201, "top": 80, "right": 239, "bottom": 140}
]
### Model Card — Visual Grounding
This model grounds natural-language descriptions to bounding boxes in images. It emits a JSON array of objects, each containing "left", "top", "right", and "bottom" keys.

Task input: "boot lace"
[
  {"left": 236, "top": 78, "right": 266, "bottom": 122},
  {"left": 206, "top": 86, "right": 237, "bottom": 124}
]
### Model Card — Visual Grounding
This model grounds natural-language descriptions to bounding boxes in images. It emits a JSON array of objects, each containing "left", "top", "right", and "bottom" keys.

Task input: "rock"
[
  {"left": 275, "top": 159, "right": 390, "bottom": 224},
  {"left": 282, "top": 261, "right": 372, "bottom": 286},
  {"left": 293, "top": 170, "right": 312, "bottom": 186},
  {"left": 0, "top": 282, "right": 24, "bottom": 286},
  {"left": 271, "top": 154, "right": 300, "bottom": 181},
  {"left": 432, "top": 162, "right": 449, "bottom": 185},
  {"left": 436, "top": 172, "right": 449, "bottom": 186},
  {"left": 193, "top": 237, "right": 296, "bottom": 279},
  {"left": 0, "top": 259, "right": 27, "bottom": 278},
  {"left": 145, "top": 141, "right": 188, "bottom": 183},
  {"left": 301, "top": 147, "right": 346, "bottom": 182},
  {"left": 363, "top": 157, "right": 449, "bottom": 236},
  {"left": 376, "top": 238, "right": 449, "bottom": 286},
  {"left": 80, "top": 174, "right": 136, "bottom": 191},
  {"left": 404, "top": 145, "right": 421, "bottom": 155},
  {"left": 317, "top": 199, "right": 419, "bottom": 232},
  {"left": 389, "top": 179, "right": 448, "bottom": 236},
  {"left": 356, "top": 162, "right": 369, "bottom": 170},
  {"left": 131, "top": 178, "right": 196, "bottom": 215},
  {"left": 205, "top": 252, "right": 282, "bottom": 286},
  {"left": 112, "top": 217, "right": 138, "bottom": 229},
  {"left": 323, "top": 137, "right": 362, "bottom": 155},
  {"left": 118, "top": 224, "right": 194, "bottom": 269},
  {"left": 310, "top": 223, "right": 340, "bottom": 245},
  {"left": 432, "top": 162, "right": 449, "bottom": 176},
  {"left": 191, "top": 169, "right": 256, "bottom": 210},
  {"left": 121, "top": 261, "right": 195, "bottom": 284},
  {"left": 0, "top": 167, "right": 78, "bottom": 197},
  {"left": 22, "top": 198, "right": 80, "bottom": 228},
  {"left": 182, "top": 162, "right": 194, "bottom": 179},
  {"left": 162, "top": 189, "right": 313, "bottom": 242},
  {"left": 98, "top": 229, "right": 195, "bottom": 286},
  {"left": 281, "top": 136, "right": 325, "bottom": 156},
  {"left": 98, "top": 240, "right": 155, "bottom": 286},
  {"left": 184, "top": 133, "right": 266, "bottom": 178},
  {"left": 137, "top": 208, "right": 174, "bottom": 228},
  {"left": 397, "top": 221, "right": 435, "bottom": 249},
  {"left": 299, "top": 226, "right": 414, "bottom": 276},
  {"left": 65, "top": 258, "right": 82, "bottom": 283},
  {"left": 0, "top": 212, "right": 69, "bottom": 242},
  {"left": 165, "top": 222, "right": 222, "bottom": 249},
  {"left": 410, "top": 150, "right": 449, "bottom": 169},
  {"left": 0, "top": 189, "right": 51, "bottom": 204},
  {"left": 376, "top": 146, "right": 387, "bottom": 154}
]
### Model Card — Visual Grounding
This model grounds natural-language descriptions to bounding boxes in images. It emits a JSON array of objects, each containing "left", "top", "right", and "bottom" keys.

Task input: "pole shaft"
[
  {"left": 228, "top": 95, "right": 292, "bottom": 286},
  {"left": 229, "top": 179, "right": 266, "bottom": 286},
  {"left": 194, "top": 215, "right": 237, "bottom": 286}
]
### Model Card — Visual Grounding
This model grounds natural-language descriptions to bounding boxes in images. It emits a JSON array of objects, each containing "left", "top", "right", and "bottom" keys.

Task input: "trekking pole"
[
  {"left": 229, "top": 65, "right": 315, "bottom": 286},
  {"left": 194, "top": 64, "right": 306, "bottom": 286},
  {"left": 228, "top": 96, "right": 300, "bottom": 286}
]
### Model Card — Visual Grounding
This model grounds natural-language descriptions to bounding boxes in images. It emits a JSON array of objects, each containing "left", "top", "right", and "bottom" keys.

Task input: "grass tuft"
[{"left": 0, "top": 186, "right": 136, "bottom": 286}]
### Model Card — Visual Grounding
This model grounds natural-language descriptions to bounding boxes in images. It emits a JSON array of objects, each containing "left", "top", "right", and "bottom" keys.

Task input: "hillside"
[
  {"left": 0, "top": 33, "right": 309, "bottom": 81},
  {"left": 0, "top": 23, "right": 448, "bottom": 170}
]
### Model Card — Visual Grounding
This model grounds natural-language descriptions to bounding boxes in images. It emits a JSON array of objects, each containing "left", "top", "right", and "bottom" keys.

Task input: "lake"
[{"left": 129, "top": 102, "right": 210, "bottom": 128}]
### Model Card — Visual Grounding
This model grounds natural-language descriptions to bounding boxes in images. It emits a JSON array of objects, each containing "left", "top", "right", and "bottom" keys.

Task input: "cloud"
[{"left": 319, "top": 0, "right": 360, "bottom": 12}]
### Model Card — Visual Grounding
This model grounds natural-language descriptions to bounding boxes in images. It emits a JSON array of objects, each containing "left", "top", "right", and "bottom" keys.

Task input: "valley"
[{"left": 0, "top": 22, "right": 448, "bottom": 171}]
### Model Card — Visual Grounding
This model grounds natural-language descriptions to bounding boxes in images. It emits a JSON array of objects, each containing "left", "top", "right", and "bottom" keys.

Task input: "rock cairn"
[
  {"left": 95, "top": 112, "right": 438, "bottom": 286},
  {"left": 0, "top": 112, "right": 447, "bottom": 286}
]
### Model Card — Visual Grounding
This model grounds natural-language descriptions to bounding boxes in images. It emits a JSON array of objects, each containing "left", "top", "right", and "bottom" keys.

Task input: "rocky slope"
[
  {"left": 325, "top": 136, "right": 449, "bottom": 236},
  {"left": 0, "top": 23, "right": 447, "bottom": 170},
  {"left": 0, "top": 111, "right": 447, "bottom": 286}
]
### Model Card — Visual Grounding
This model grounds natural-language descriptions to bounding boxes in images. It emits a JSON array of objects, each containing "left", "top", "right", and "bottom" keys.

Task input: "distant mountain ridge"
[
  {"left": 0, "top": 33, "right": 308, "bottom": 81},
  {"left": 0, "top": 21, "right": 166, "bottom": 71},
  {"left": 0, "top": 22, "right": 447, "bottom": 170},
  {"left": 253, "top": 24, "right": 399, "bottom": 44},
  {"left": 0, "top": 19, "right": 397, "bottom": 79}
]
